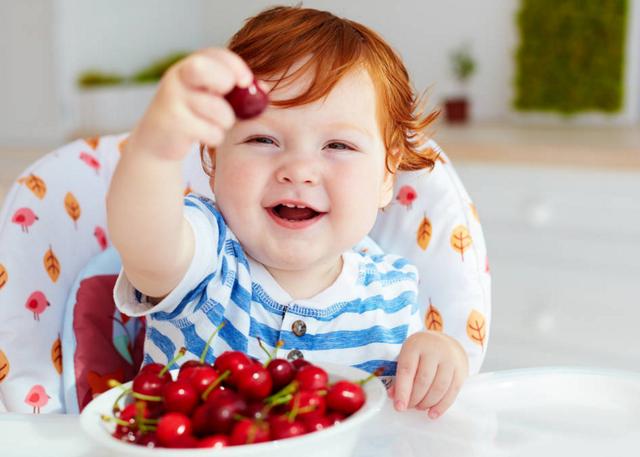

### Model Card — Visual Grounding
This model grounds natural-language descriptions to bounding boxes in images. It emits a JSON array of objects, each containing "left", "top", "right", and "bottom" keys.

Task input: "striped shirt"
[{"left": 114, "top": 194, "right": 422, "bottom": 376}]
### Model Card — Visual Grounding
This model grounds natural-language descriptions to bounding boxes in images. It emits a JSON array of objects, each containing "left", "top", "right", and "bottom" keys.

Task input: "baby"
[{"left": 108, "top": 6, "right": 468, "bottom": 419}]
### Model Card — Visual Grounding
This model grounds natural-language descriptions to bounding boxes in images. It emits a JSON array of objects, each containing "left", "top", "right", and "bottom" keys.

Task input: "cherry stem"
[
  {"left": 110, "top": 384, "right": 131, "bottom": 414},
  {"left": 357, "top": 367, "right": 385, "bottom": 386},
  {"left": 256, "top": 337, "right": 272, "bottom": 362},
  {"left": 131, "top": 392, "right": 163, "bottom": 402},
  {"left": 101, "top": 414, "right": 132, "bottom": 427},
  {"left": 201, "top": 369, "right": 231, "bottom": 401},
  {"left": 199, "top": 322, "right": 226, "bottom": 364},
  {"left": 159, "top": 347, "right": 186, "bottom": 378},
  {"left": 265, "top": 380, "right": 298, "bottom": 405}
]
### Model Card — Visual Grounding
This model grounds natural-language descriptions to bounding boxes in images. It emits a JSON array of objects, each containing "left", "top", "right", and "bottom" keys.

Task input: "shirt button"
[
  {"left": 291, "top": 319, "right": 307, "bottom": 337},
  {"left": 287, "top": 349, "right": 304, "bottom": 361}
]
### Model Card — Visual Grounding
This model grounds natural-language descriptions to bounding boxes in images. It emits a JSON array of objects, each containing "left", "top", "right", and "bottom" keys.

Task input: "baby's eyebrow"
[{"left": 324, "top": 122, "right": 373, "bottom": 139}]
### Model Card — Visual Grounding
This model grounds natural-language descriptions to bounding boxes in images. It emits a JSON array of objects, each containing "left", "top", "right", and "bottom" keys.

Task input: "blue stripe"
[
  {"left": 199, "top": 300, "right": 248, "bottom": 352},
  {"left": 143, "top": 353, "right": 154, "bottom": 366},
  {"left": 392, "top": 257, "right": 410, "bottom": 269},
  {"left": 353, "top": 359, "right": 398, "bottom": 376},
  {"left": 152, "top": 273, "right": 215, "bottom": 321},
  {"left": 360, "top": 268, "right": 416, "bottom": 287},
  {"left": 148, "top": 327, "right": 178, "bottom": 368},
  {"left": 280, "top": 325, "right": 409, "bottom": 350},
  {"left": 230, "top": 281, "right": 251, "bottom": 314},
  {"left": 249, "top": 319, "right": 281, "bottom": 347},
  {"left": 293, "top": 290, "right": 417, "bottom": 321},
  {"left": 179, "top": 324, "right": 211, "bottom": 363},
  {"left": 225, "top": 239, "right": 249, "bottom": 271}
]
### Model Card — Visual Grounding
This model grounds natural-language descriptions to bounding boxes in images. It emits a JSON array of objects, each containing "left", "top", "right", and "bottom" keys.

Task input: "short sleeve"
[{"left": 114, "top": 195, "right": 222, "bottom": 318}]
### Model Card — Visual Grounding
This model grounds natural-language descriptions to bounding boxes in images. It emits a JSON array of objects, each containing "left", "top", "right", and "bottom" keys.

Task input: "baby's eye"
[
  {"left": 248, "top": 136, "right": 276, "bottom": 145},
  {"left": 325, "top": 142, "right": 354, "bottom": 151}
]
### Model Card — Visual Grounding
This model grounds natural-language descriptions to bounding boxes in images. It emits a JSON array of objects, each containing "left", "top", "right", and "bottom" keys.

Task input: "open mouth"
[{"left": 267, "top": 203, "right": 326, "bottom": 228}]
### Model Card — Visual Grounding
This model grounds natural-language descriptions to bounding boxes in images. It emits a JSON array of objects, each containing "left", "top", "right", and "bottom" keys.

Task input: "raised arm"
[{"left": 107, "top": 49, "right": 253, "bottom": 298}]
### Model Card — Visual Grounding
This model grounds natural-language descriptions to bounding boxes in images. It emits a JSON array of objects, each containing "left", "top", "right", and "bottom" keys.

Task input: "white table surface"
[{"left": 2, "top": 367, "right": 640, "bottom": 457}]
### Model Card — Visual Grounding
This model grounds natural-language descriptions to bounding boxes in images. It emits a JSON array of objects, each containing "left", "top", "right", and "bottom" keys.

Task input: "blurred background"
[{"left": 1, "top": 0, "right": 639, "bottom": 373}]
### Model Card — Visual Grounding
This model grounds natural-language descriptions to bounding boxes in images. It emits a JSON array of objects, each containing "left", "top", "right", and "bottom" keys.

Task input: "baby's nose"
[{"left": 275, "top": 158, "right": 320, "bottom": 185}]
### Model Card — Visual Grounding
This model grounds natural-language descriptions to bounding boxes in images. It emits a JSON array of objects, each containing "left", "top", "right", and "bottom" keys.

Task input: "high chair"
[{"left": 0, "top": 134, "right": 490, "bottom": 413}]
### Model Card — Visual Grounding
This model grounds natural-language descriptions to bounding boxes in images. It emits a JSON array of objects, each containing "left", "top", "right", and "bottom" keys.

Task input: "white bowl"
[{"left": 80, "top": 362, "right": 387, "bottom": 457}]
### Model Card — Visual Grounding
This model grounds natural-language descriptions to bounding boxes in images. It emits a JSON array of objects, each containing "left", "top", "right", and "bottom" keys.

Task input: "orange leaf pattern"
[
  {"left": 0, "top": 263, "right": 7, "bottom": 290},
  {"left": 416, "top": 215, "right": 432, "bottom": 251},
  {"left": 425, "top": 299, "right": 443, "bottom": 332},
  {"left": 44, "top": 246, "right": 61, "bottom": 283},
  {"left": 51, "top": 336, "right": 63, "bottom": 375},
  {"left": 64, "top": 192, "right": 81, "bottom": 228},
  {"left": 470, "top": 203, "right": 480, "bottom": 223},
  {"left": 450, "top": 225, "right": 472, "bottom": 261},
  {"left": 118, "top": 137, "right": 128, "bottom": 154},
  {"left": 184, "top": 184, "right": 193, "bottom": 196},
  {"left": 466, "top": 309, "right": 486, "bottom": 349},
  {"left": 0, "top": 349, "right": 9, "bottom": 383},
  {"left": 17, "top": 174, "right": 47, "bottom": 200},
  {"left": 85, "top": 136, "right": 100, "bottom": 150}
]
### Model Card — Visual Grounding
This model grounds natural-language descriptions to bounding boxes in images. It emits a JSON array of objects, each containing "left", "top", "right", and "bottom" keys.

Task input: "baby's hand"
[
  {"left": 390, "top": 331, "right": 469, "bottom": 419},
  {"left": 128, "top": 48, "right": 254, "bottom": 160}
]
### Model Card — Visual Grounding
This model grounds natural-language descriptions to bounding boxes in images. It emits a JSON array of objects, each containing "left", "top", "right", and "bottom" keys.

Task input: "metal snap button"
[
  {"left": 287, "top": 349, "right": 303, "bottom": 361},
  {"left": 291, "top": 319, "right": 307, "bottom": 337}
]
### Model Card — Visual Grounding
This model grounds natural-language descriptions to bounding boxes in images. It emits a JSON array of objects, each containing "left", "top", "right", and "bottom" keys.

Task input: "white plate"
[{"left": 355, "top": 367, "right": 640, "bottom": 457}]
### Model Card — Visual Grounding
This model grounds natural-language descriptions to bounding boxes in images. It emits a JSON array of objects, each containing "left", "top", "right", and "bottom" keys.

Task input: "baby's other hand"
[
  {"left": 389, "top": 331, "right": 469, "bottom": 419},
  {"left": 128, "top": 48, "right": 254, "bottom": 160}
]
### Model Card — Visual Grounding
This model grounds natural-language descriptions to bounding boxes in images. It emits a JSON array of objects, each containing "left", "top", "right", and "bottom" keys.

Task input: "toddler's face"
[{"left": 210, "top": 67, "right": 394, "bottom": 274}]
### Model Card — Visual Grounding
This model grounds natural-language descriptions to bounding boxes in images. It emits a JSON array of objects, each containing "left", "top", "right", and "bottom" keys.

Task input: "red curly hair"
[{"left": 203, "top": 5, "right": 439, "bottom": 173}]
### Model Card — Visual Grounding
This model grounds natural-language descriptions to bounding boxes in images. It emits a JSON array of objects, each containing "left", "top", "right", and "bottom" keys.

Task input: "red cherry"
[
  {"left": 138, "top": 363, "right": 172, "bottom": 384},
  {"left": 326, "top": 411, "right": 347, "bottom": 425},
  {"left": 162, "top": 379, "right": 198, "bottom": 415},
  {"left": 288, "top": 390, "right": 326, "bottom": 420},
  {"left": 132, "top": 371, "right": 169, "bottom": 397},
  {"left": 177, "top": 360, "right": 204, "bottom": 380},
  {"left": 214, "top": 351, "right": 252, "bottom": 385},
  {"left": 156, "top": 412, "right": 194, "bottom": 448},
  {"left": 134, "top": 431, "right": 158, "bottom": 448},
  {"left": 269, "top": 415, "right": 307, "bottom": 440},
  {"left": 326, "top": 380, "right": 365, "bottom": 414},
  {"left": 292, "top": 358, "right": 310, "bottom": 370},
  {"left": 224, "top": 79, "right": 268, "bottom": 120},
  {"left": 230, "top": 418, "right": 270, "bottom": 445},
  {"left": 235, "top": 364, "right": 273, "bottom": 400},
  {"left": 183, "top": 365, "right": 219, "bottom": 396},
  {"left": 245, "top": 401, "right": 268, "bottom": 421},
  {"left": 303, "top": 415, "right": 333, "bottom": 433},
  {"left": 295, "top": 365, "right": 328, "bottom": 391},
  {"left": 197, "top": 434, "right": 229, "bottom": 448},
  {"left": 192, "top": 391, "right": 247, "bottom": 436},
  {"left": 266, "top": 358, "right": 295, "bottom": 391}
]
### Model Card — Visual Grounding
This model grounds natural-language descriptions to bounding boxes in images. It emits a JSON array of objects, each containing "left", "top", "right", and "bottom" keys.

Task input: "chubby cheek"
[
  {"left": 328, "top": 166, "right": 382, "bottom": 244},
  {"left": 213, "top": 157, "right": 264, "bottom": 227}
]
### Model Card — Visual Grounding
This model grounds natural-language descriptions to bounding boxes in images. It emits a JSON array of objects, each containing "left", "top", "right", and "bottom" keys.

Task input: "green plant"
[
  {"left": 76, "top": 51, "right": 190, "bottom": 88},
  {"left": 77, "top": 70, "right": 126, "bottom": 88},
  {"left": 450, "top": 45, "right": 476, "bottom": 83},
  {"left": 131, "top": 51, "right": 189, "bottom": 84},
  {"left": 514, "top": 0, "right": 628, "bottom": 114}
]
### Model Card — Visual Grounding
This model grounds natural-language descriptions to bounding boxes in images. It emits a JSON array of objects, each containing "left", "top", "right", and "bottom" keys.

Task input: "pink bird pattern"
[
  {"left": 11, "top": 207, "right": 39, "bottom": 233},
  {"left": 24, "top": 384, "right": 50, "bottom": 413},
  {"left": 25, "top": 291, "right": 50, "bottom": 321},
  {"left": 94, "top": 226, "right": 108, "bottom": 251},
  {"left": 79, "top": 152, "right": 101, "bottom": 174},
  {"left": 396, "top": 185, "right": 418, "bottom": 209}
]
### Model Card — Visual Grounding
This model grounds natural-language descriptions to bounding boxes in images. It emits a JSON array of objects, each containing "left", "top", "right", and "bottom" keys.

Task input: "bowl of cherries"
[{"left": 81, "top": 343, "right": 387, "bottom": 457}]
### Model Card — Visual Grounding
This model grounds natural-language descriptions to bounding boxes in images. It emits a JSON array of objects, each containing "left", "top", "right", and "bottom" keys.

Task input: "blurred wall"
[{"left": 0, "top": 0, "right": 638, "bottom": 147}]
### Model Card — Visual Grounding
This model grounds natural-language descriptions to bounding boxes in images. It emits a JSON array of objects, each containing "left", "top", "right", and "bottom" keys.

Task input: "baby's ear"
[
  {"left": 201, "top": 145, "right": 217, "bottom": 187},
  {"left": 378, "top": 148, "right": 401, "bottom": 208}
]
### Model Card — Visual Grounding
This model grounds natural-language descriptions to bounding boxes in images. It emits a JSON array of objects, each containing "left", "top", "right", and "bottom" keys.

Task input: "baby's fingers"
[
  {"left": 415, "top": 363, "right": 454, "bottom": 417},
  {"left": 186, "top": 92, "right": 236, "bottom": 130},
  {"left": 393, "top": 349, "right": 419, "bottom": 411},
  {"left": 427, "top": 370, "right": 465, "bottom": 419},
  {"left": 407, "top": 356, "right": 437, "bottom": 410}
]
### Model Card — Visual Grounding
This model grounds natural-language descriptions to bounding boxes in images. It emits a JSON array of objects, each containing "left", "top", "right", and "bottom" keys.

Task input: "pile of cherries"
[{"left": 103, "top": 339, "right": 373, "bottom": 449}]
